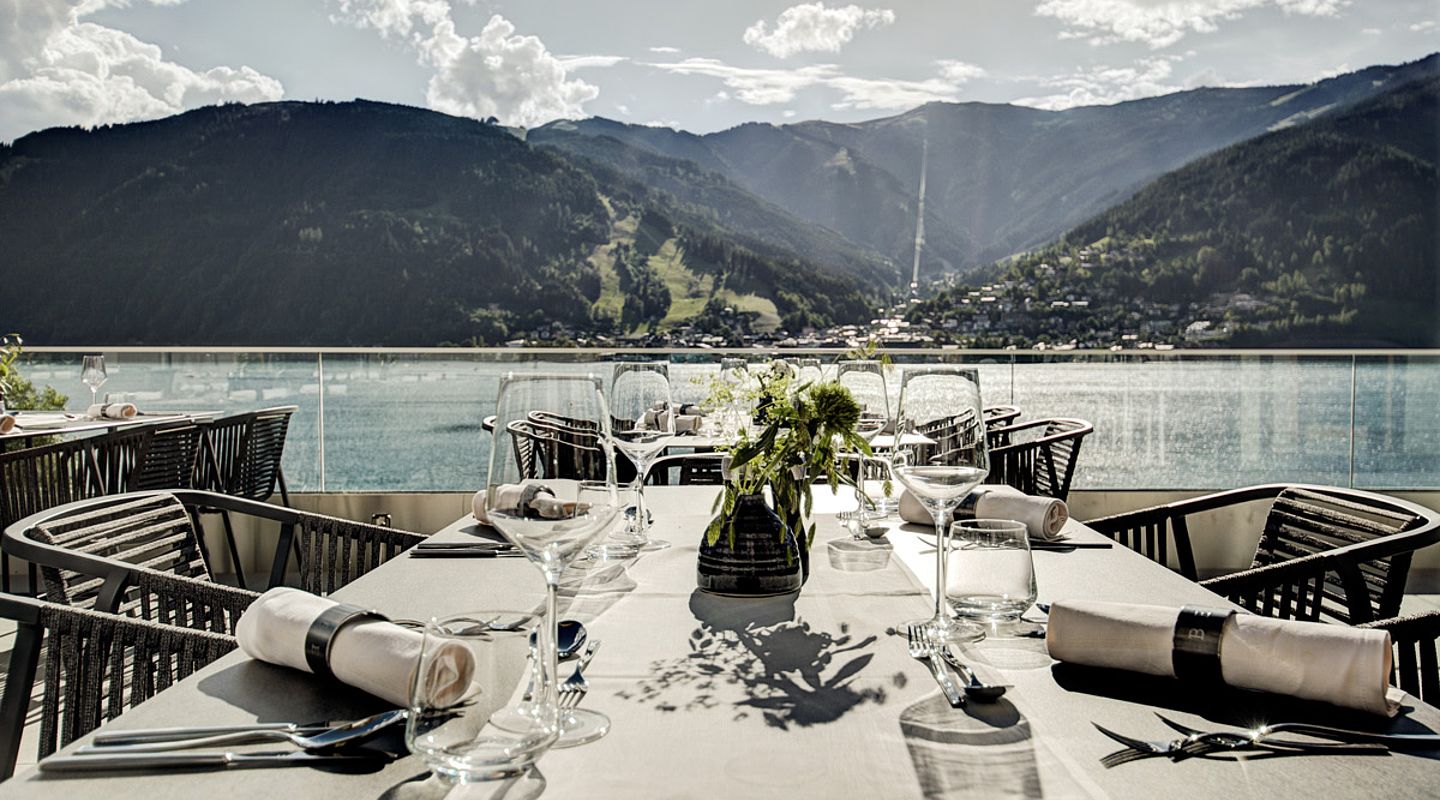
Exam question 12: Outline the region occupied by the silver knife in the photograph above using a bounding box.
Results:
[40,750,377,773]
[93,721,333,746]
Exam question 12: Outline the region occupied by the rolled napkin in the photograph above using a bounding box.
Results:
[1046,600,1402,716]
[899,485,1068,540]
[236,588,473,708]
[473,483,579,525]
[0,415,13,434]
[639,406,702,434]
[86,402,137,420]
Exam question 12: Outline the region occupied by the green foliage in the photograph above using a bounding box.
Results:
[703,365,869,551]
[0,335,68,411]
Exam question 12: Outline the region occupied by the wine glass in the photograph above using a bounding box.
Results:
[486,373,620,748]
[81,355,107,408]
[718,358,751,437]
[890,367,989,644]
[608,362,675,551]
[836,360,890,533]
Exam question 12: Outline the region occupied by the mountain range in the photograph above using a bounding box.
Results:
[0,54,1434,346]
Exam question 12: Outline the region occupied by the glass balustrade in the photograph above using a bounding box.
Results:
[12,348,1438,493]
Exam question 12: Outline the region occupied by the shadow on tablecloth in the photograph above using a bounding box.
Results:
[900,693,1041,799]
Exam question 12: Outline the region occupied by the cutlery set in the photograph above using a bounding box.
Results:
[407,541,525,558]
[1095,713,1440,767]
[904,624,1010,707]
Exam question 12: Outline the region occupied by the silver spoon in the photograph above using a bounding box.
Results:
[79,709,406,754]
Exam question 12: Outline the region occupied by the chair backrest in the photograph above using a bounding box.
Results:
[983,405,1022,447]
[196,406,296,501]
[0,593,236,778]
[26,493,212,610]
[985,418,1093,501]
[1358,611,1440,704]
[1251,487,1431,622]
[0,436,90,532]
[130,424,204,492]
[505,419,609,481]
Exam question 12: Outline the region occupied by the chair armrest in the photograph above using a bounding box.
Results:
[1085,485,1289,534]
[1200,548,1369,622]
[120,567,259,634]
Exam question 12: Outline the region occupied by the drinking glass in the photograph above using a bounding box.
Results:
[718,358,751,437]
[80,355,107,408]
[836,360,889,533]
[407,611,555,781]
[946,519,1039,637]
[608,362,674,551]
[795,357,823,386]
[890,367,989,644]
[487,373,620,747]
[577,480,640,563]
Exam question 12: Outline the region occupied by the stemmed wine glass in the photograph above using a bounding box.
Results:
[890,367,989,644]
[836,360,890,534]
[608,362,674,551]
[485,373,621,748]
[81,355,107,408]
[718,358,750,437]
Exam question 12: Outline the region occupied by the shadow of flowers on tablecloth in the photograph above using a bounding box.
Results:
[616,590,900,730]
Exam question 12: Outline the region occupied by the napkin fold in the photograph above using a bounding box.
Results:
[899,486,1068,540]
[0,415,13,435]
[473,483,577,525]
[235,588,473,708]
[86,402,137,420]
[640,406,702,434]
[1045,600,1401,716]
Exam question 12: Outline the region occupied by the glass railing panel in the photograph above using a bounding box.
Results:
[1354,354,1440,490]
[1011,353,1353,490]
[16,351,323,492]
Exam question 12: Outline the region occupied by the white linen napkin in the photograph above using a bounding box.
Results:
[639,406,702,434]
[899,486,1069,540]
[1045,600,1402,716]
[235,588,472,707]
[0,415,13,435]
[473,483,579,525]
[86,402,137,420]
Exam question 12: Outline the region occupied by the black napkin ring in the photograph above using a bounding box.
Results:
[304,603,388,680]
[1172,606,1235,685]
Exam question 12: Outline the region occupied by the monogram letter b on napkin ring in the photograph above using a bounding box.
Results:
[304,603,389,680]
[1171,606,1235,685]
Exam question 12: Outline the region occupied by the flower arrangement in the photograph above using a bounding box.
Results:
[704,361,872,550]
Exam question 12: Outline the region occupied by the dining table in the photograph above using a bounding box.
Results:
[5,486,1438,799]
[0,411,213,445]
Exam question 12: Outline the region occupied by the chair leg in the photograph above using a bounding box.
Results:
[1,551,8,594]
[219,510,248,591]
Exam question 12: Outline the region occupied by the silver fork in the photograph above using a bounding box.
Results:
[905,624,964,707]
[560,639,602,694]
[1096,722,1388,768]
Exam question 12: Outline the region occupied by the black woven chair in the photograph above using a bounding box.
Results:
[504,420,613,482]
[984,417,1093,502]
[1357,610,1440,704]
[4,492,257,631]
[6,490,426,599]
[0,425,200,595]
[192,406,297,587]
[1087,485,1440,624]
[0,593,236,780]
[982,405,1022,447]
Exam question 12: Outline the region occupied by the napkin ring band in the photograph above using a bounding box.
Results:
[1172,606,1234,685]
[305,604,388,680]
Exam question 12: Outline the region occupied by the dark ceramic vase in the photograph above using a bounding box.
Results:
[697,493,803,596]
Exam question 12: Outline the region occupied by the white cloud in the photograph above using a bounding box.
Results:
[1410,20,1437,32]
[743,3,895,58]
[1361,27,1381,35]
[650,57,968,110]
[557,54,628,70]
[648,45,680,54]
[332,2,598,127]
[935,59,985,83]
[1034,0,1348,49]
[615,103,630,115]
[0,0,282,141]
[782,109,797,117]
[1012,56,1182,110]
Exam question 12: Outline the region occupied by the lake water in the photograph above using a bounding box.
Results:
[18,352,1439,493]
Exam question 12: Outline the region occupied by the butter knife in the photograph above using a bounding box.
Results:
[40,750,378,773]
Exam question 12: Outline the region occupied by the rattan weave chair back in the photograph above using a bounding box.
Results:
[985,418,1093,502]
[196,406,296,502]
[0,594,236,778]
[30,493,211,609]
[1358,611,1440,704]
[280,511,427,595]
[130,424,204,492]
[1243,487,1427,622]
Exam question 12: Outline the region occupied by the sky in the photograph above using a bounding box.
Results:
[0,0,1436,142]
